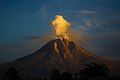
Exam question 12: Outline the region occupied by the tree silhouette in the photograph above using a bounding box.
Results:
[44,78,48,80]
[59,71,73,80]
[27,77,30,80]
[2,78,7,80]
[50,68,60,80]
[79,63,109,80]
[5,67,21,80]
[38,77,42,80]
[73,73,79,80]
[50,69,74,80]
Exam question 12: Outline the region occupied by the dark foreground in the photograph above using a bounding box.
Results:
[1,63,120,80]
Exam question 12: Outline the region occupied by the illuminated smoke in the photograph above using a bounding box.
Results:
[50,15,70,40]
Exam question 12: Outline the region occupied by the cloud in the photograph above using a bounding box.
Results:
[66,9,120,21]
[40,5,47,14]
[84,19,92,27]
[78,10,97,14]
[65,10,105,31]
[35,4,50,20]
[65,10,97,14]
[76,18,104,31]
[77,20,92,31]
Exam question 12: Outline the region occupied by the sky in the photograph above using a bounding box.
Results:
[0,0,120,64]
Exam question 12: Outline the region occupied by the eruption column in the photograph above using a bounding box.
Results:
[51,15,70,40]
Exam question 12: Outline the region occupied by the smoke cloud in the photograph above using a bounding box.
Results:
[50,15,70,40]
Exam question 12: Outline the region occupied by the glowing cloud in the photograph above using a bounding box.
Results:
[50,15,70,40]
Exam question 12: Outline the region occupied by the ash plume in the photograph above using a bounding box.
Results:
[50,15,70,40]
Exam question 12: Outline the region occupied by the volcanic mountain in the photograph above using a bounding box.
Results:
[0,38,120,79]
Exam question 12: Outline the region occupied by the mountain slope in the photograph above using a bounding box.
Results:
[0,38,120,79]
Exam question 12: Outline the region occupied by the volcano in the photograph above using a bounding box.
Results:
[0,38,120,79]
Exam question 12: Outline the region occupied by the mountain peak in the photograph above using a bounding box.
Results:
[39,38,71,53]
[0,38,120,79]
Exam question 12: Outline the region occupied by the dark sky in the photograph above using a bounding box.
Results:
[0,0,120,64]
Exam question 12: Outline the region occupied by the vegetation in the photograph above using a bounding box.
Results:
[2,63,110,80]
[4,67,21,80]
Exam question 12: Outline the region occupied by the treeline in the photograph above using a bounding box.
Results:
[2,63,110,80]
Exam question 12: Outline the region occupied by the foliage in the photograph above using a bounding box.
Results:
[5,67,21,80]
[4,63,110,80]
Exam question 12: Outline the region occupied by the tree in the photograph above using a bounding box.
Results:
[5,67,21,80]
[73,73,79,80]
[59,71,73,80]
[50,68,60,80]
[44,78,48,80]
[38,77,42,80]
[79,63,109,80]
